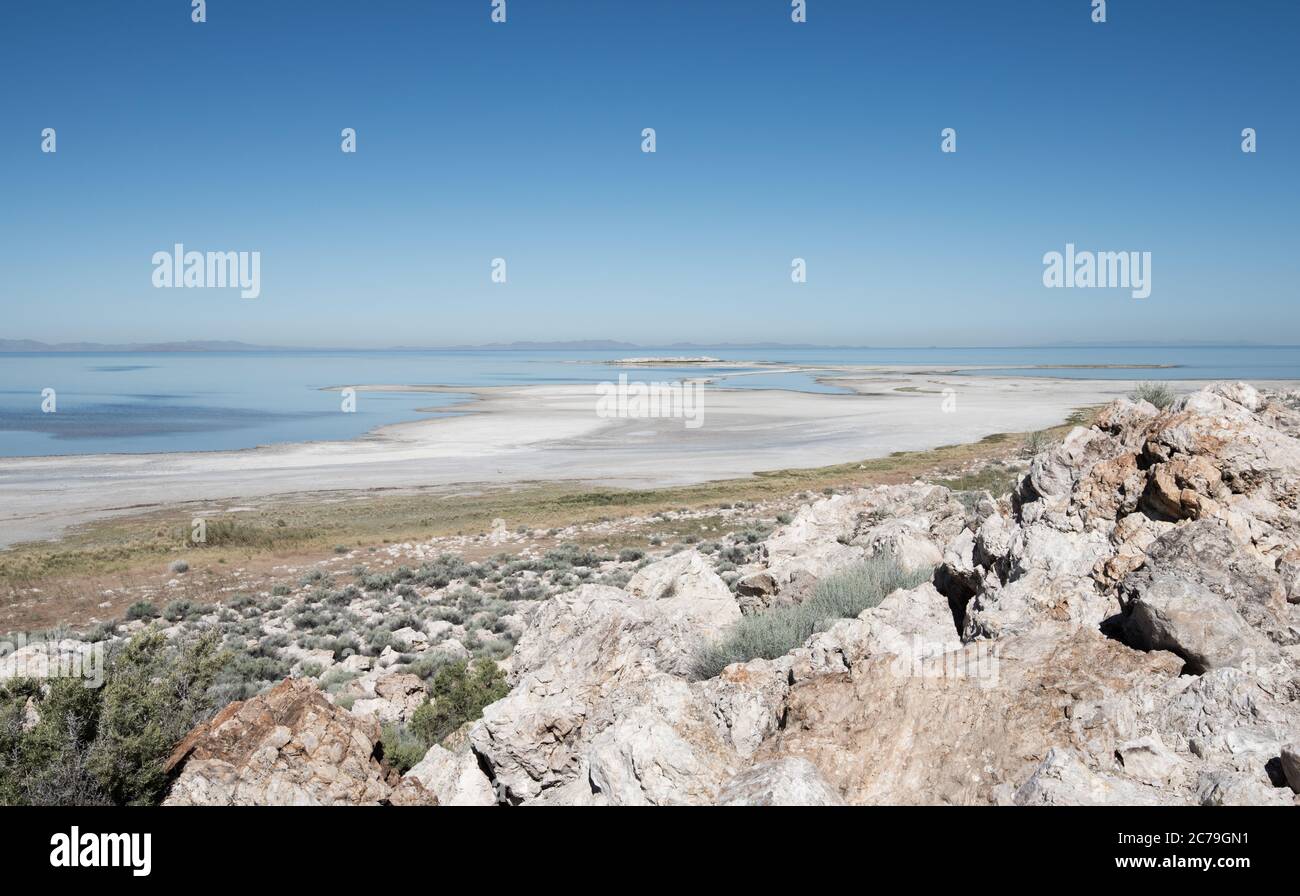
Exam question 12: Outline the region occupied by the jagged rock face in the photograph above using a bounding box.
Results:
[1119,519,1289,671]
[163,679,432,806]
[349,672,428,725]
[1009,747,1167,806]
[470,556,757,804]
[693,658,792,758]
[951,385,1300,648]
[718,758,843,806]
[964,566,1112,642]
[585,674,742,806]
[1194,769,1294,806]
[470,585,662,802]
[920,382,1300,804]
[404,744,496,806]
[1115,734,1185,786]
[1007,387,1300,566]
[625,549,739,613]
[765,625,1185,804]
[509,553,739,683]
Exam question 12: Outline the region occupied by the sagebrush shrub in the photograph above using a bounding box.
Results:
[1130,381,1176,410]
[690,559,932,680]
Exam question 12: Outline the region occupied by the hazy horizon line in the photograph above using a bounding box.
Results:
[3,337,1297,354]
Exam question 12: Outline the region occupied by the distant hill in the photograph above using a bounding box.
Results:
[407,340,642,351]
[660,342,843,350]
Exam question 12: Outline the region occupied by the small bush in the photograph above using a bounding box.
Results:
[335,584,363,605]
[293,609,327,631]
[365,629,394,655]
[540,544,610,570]
[299,569,331,587]
[361,573,394,592]
[84,622,116,643]
[719,545,747,564]
[409,658,509,748]
[169,560,189,574]
[124,602,159,622]
[379,723,428,775]
[397,653,447,683]
[1130,381,1176,410]
[690,559,931,680]
[319,666,360,693]
[226,594,257,611]
[209,649,288,705]
[1023,429,1053,456]
[162,599,205,623]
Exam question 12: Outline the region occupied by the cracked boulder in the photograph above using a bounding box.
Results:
[163,678,431,806]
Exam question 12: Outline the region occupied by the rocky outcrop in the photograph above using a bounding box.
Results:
[772,623,1185,804]
[163,678,432,806]
[160,383,1300,807]
[1119,520,1288,672]
[1114,734,1184,786]
[349,672,428,725]
[404,745,496,806]
[468,558,753,804]
[463,383,1300,806]
[919,382,1300,804]
[718,758,842,806]
[584,674,741,805]
[1009,747,1165,806]
[694,657,792,758]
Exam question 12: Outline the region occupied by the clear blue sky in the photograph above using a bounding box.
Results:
[2,0,1297,347]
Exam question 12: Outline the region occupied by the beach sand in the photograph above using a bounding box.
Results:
[0,370,1265,547]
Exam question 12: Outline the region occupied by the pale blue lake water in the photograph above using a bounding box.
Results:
[1,347,1297,457]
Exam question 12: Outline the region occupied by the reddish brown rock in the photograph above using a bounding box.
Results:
[163,678,434,806]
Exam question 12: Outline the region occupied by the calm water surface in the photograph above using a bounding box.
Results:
[1,346,1296,457]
